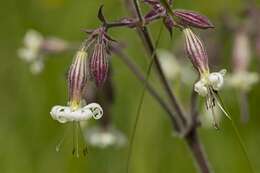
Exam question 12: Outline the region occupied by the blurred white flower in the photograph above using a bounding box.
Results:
[18,29,69,74]
[85,126,126,148]
[226,72,259,92]
[157,49,197,85]
[158,49,181,80]
[180,65,197,85]
[50,103,103,123]
[232,29,251,72]
[18,29,44,62]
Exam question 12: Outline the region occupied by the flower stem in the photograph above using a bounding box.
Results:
[124,1,213,173]
[185,130,212,173]
[130,0,187,128]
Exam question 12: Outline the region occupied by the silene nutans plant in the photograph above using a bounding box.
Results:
[18,0,257,173]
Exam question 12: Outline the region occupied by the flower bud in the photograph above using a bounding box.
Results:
[89,42,109,87]
[68,48,88,110]
[173,9,214,29]
[183,28,209,75]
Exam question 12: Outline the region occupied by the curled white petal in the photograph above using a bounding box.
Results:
[83,103,103,120]
[194,80,208,97]
[50,103,103,123]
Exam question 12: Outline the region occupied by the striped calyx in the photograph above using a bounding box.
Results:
[68,48,88,110]
[89,42,108,87]
[88,27,111,87]
[173,9,214,29]
[183,28,209,75]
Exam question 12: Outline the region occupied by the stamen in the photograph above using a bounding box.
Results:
[211,106,219,130]
[78,123,89,156]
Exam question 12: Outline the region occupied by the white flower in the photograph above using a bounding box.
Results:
[226,71,259,92]
[85,126,127,148]
[194,69,226,97]
[50,103,103,123]
[18,29,44,62]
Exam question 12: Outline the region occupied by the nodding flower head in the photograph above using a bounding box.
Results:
[87,27,114,87]
[50,39,104,157]
[183,28,209,75]
[184,28,229,128]
[50,39,104,124]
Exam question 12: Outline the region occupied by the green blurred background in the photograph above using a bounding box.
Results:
[0,0,260,173]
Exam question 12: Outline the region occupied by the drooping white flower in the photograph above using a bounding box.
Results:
[184,28,230,128]
[50,103,103,123]
[194,69,226,97]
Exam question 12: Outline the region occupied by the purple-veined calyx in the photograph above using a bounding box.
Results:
[88,27,115,87]
[173,9,214,29]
